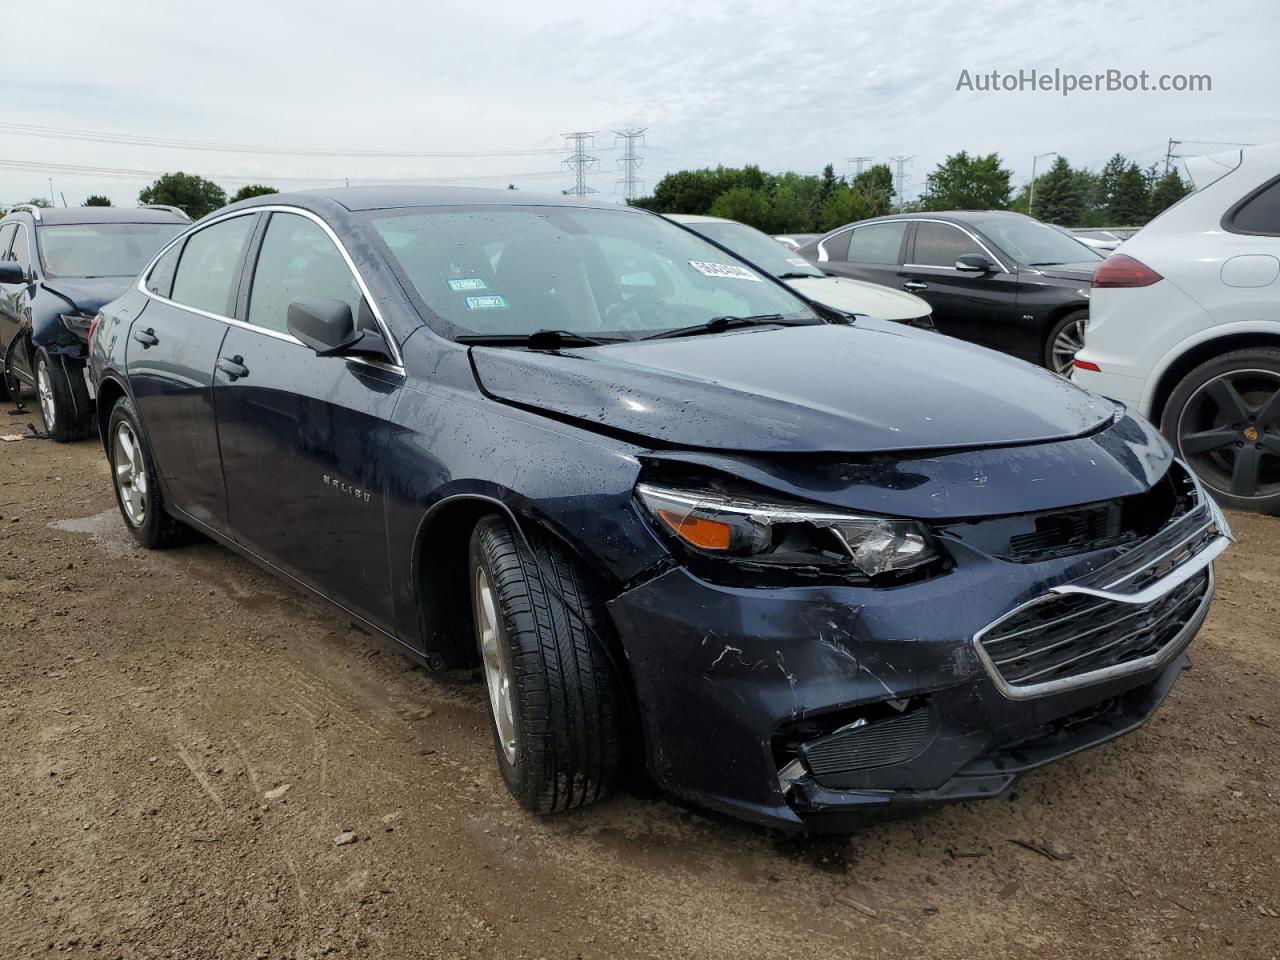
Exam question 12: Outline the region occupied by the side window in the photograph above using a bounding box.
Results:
[847,222,908,265]
[911,222,984,267]
[11,224,31,274]
[820,230,852,262]
[1229,179,1280,236]
[0,223,15,261]
[145,240,184,297]
[247,213,365,336]
[170,215,255,316]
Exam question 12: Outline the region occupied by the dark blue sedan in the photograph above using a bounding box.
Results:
[90,188,1231,831]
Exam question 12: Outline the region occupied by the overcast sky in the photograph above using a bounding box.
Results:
[3,0,1277,208]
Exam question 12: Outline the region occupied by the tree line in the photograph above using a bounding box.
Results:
[632,151,1192,233]
[1,175,279,219]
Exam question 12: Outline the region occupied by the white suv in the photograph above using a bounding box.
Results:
[1073,143,1280,514]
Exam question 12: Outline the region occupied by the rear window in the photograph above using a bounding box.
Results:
[1227,178,1280,236]
[38,222,184,278]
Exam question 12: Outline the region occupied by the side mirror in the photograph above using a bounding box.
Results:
[0,262,27,284]
[287,297,393,361]
[955,254,994,274]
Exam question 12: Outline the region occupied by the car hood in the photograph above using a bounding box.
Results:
[41,277,132,314]
[1031,261,1100,282]
[470,320,1118,454]
[783,275,929,321]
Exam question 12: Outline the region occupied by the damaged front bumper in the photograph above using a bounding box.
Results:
[607,473,1230,831]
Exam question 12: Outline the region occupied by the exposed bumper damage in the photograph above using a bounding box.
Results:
[607,457,1230,832]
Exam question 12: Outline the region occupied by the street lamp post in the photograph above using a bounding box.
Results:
[1028,151,1058,220]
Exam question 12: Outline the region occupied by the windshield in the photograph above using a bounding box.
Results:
[368,206,818,341]
[37,223,185,278]
[680,219,823,279]
[974,217,1102,265]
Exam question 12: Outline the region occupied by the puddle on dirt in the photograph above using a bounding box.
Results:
[49,509,144,559]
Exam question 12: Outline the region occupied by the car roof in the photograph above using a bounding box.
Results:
[232,185,630,213]
[664,213,730,224]
[4,206,190,225]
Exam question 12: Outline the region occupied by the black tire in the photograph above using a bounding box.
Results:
[106,395,188,548]
[34,347,94,442]
[1160,347,1280,515]
[1043,309,1089,376]
[468,514,622,814]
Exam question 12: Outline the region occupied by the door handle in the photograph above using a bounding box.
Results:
[133,327,159,348]
[216,356,249,381]
[903,281,928,292]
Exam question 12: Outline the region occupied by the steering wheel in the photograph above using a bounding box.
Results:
[603,292,671,331]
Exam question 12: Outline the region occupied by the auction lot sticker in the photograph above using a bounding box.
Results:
[688,260,763,282]
[465,295,509,310]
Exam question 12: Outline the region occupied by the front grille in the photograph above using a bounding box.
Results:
[974,470,1227,698]
[978,570,1209,688]
[800,709,932,776]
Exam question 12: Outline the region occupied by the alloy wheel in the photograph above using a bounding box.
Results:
[36,359,56,429]
[113,421,149,526]
[473,564,517,764]
[1177,369,1280,500]
[1050,318,1086,376]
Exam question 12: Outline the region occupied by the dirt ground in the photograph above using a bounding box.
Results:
[1,426,1278,960]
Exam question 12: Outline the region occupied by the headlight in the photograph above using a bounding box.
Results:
[636,483,941,580]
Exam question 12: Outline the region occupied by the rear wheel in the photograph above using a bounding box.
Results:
[1161,347,1280,514]
[468,515,623,814]
[107,395,187,547]
[1044,309,1088,376]
[34,348,94,442]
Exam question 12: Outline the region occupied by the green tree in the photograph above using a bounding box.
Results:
[707,186,771,230]
[1108,163,1150,224]
[851,163,895,216]
[138,172,226,219]
[766,184,812,233]
[1032,156,1084,225]
[1149,169,1190,218]
[83,195,112,207]
[921,151,1012,211]
[23,197,52,208]
[229,184,278,203]
[816,186,874,232]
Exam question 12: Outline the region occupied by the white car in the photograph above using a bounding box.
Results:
[1073,143,1280,514]
[666,215,933,327]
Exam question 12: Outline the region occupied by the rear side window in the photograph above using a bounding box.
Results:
[0,223,15,261]
[847,221,908,265]
[247,212,365,335]
[1228,178,1280,236]
[911,222,984,267]
[820,230,852,262]
[170,215,255,316]
[145,241,183,297]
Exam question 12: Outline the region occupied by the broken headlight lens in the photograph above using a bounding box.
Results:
[635,483,941,579]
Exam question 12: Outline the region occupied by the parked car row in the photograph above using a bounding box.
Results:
[0,175,1246,831]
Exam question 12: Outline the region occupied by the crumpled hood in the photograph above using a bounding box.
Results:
[1032,261,1099,283]
[470,320,1118,454]
[41,277,132,314]
[783,275,930,321]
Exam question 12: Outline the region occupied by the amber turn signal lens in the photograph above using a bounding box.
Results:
[656,509,732,551]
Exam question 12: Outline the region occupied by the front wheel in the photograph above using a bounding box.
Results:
[1161,347,1280,514]
[1044,309,1088,377]
[469,515,623,814]
[34,348,94,442]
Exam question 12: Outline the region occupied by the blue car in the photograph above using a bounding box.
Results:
[90,188,1231,831]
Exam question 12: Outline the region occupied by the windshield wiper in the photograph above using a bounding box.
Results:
[776,272,818,280]
[640,314,808,341]
[456,329,621,349]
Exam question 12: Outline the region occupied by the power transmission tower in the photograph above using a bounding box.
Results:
[561,131,599,196]
[846,156,873,178]
[1163,138,1181,175]
[614,128,647,201]
[888,155,914,211]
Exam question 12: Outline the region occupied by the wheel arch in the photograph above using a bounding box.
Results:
[1041,302,1089,351]
[1148,327,1280,425]
[94,373,131,452]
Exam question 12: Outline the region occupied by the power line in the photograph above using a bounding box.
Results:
[0,120,566,159]
[614,128,646,201]
[561,131,599,197]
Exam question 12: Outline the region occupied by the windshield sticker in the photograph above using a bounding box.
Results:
[786,258,810,268]
[688,260,763,282]
[465,295,508,310]
[447,277,488,292]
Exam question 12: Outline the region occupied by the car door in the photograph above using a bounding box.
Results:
[0,223,20,364]
[213,209,402,631]
[816,220,911,293]
[127,213,257,529]
[1,223,36,379]
[900,220,1021,351]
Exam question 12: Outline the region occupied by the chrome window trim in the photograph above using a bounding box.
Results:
[10,222,33,275]
[905,219,1010,273]
[135,205,406,372]
[816,219,913,264]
